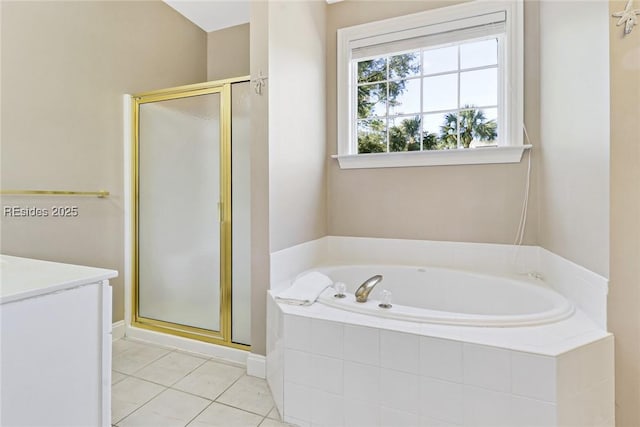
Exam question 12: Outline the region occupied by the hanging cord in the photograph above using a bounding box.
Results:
[514,125,533,246]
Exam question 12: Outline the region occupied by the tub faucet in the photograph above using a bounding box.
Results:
[355,275,383,302]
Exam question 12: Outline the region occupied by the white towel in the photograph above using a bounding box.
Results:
[276,271,333,306]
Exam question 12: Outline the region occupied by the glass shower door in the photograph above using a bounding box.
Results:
[231,81,251,345]
[136,89,224,334]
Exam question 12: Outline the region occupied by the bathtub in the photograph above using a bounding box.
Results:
[267,238,613,427]
[312,265,574,327]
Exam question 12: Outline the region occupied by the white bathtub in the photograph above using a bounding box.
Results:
[312,265,574,327]
[268,239,613,427]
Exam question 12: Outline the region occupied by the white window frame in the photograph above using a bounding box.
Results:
[336,0,528,169]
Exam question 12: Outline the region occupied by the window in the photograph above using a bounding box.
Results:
[357,39,499,153]
[336,1,527,168]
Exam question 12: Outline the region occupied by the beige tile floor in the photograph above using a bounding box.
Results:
[112,338,291,427]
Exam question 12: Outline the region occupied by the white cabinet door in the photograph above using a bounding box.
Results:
[0,281,111,426]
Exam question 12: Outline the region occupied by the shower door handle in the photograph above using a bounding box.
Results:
[218,202,224,223]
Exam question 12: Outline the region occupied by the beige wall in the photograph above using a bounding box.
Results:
[206,23,252,344]
[268,0,327,252]
[0,1,207,322]
[249,0,271,356]
[248,0,328,354]
[207,23,250,81]
[608,0,640,424]
[326,0,539,246]
[538,0,610,278]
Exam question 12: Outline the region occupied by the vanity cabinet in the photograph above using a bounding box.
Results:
[0,255,117,427]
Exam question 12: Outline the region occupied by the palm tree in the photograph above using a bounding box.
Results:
[440,107,497,148]
[422,132,439,150]
[389,116,422,152]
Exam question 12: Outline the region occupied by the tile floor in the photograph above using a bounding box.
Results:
[112,338,291,427]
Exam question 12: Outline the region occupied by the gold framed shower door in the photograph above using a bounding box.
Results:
[131,77,249,351]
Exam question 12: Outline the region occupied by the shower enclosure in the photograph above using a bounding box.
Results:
[131,77,250,349]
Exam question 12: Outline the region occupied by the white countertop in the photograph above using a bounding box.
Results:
[0,255,118,304]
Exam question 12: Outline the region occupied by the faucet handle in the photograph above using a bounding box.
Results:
[379,290,392,309]
[333,282,346,299]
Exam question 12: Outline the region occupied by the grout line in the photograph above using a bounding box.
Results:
[118,386,211,427]
[207,372,246,402]
[184,399,215,427]
[165,386,218,402]
[212,399,272,419]
[113,347,173,376]
[186,399,270,427]
[258,405,281,426]
[113,341,275,425]
[168,355,210,386]
[112,381,167,425]
[128,352,209,388]
[120,338,242,369]
[164,367,247,401]
[125,373,172,389]
[114,353,169,376]
[162,343,245,369]
[265,405,276,419]
[114,379,275,426]
[162,370,244,402]
[173,348,214,362]
[111,373,129,386]
[116,337,176,354]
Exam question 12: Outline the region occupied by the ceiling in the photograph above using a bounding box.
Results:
[164,1,250,32]
[164,0,342,33]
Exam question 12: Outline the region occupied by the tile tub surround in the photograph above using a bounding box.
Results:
[268,237,613,425]
[267,297,614,427]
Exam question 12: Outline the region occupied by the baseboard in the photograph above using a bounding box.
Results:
[125,326,249,365]
[112,320,125,340]
[246,353,266,379]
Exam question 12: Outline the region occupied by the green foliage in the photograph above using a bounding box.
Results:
[357,54,497,153]
[357,53,420,120]
[357,58,385,83]
[358,135,386,153]
[440,107,497,148]
[440,113,460,149]
[422,132,439,150]
[389,116,421,152]
[357,118,386,153]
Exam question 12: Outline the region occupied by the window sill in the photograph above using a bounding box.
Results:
[333,145,532,169]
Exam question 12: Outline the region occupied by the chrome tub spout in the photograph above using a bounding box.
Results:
[355,274,383,302]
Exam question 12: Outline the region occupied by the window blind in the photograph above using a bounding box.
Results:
[351,11,506,60]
